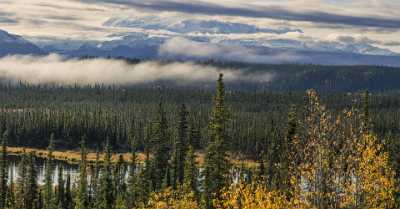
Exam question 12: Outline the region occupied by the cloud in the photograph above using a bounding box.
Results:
[157,37,400,67]
[85,0,400,29]
[0,12,17,24]
[0,17,16,24]
[159,37,305,64]
[0,54,274,85]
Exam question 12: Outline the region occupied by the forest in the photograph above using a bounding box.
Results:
[0,73,399,209]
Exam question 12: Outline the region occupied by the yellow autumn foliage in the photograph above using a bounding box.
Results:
[140,187,198,209]
[214,181,313,209]
[352,133,397,209]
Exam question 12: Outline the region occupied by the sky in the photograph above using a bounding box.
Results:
[0,0,399,59]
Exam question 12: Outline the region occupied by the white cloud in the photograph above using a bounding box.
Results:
[159,37,304,64]
[0,54,274,85]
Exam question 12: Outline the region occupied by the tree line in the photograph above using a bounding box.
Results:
[0,74,398,208]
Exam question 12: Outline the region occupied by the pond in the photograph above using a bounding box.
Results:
[6,154,251,186]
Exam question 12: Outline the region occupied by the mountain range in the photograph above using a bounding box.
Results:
[1,28,400,67]
[0,30,45,57]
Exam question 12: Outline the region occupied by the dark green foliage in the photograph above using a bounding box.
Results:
[24,153,40,209]
[183,146,198,195]
[0,72,400,208]
[14,153,40,209]
[0,131,8,209]
[64,173,72,209]
[126,143,140,208]
[203,74,231,208]
[171,104,189,188]
[75,136,88,209]
[96,139,114,209]
[43,134,56,209]
[150,102,171,190]
[56,165,65,209]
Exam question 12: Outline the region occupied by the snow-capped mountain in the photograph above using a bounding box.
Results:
[0,27,399,67]
[104,16,303,35]
[0,29,45,57]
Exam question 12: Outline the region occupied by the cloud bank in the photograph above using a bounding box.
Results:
[86,0,400,29]
[0,54,273,85]
[159,37,400,67]
[159,37,305,64]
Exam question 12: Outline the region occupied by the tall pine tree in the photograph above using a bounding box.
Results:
[203,74,231,209]
[172,104,189,188]
[43,133,56,209]
[0,131,8,209]
[75,136,88,209]
[151,102,170,190]
[96,139,114,209]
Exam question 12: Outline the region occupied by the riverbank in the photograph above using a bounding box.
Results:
[6,146,258,168]
[6,146,145,164]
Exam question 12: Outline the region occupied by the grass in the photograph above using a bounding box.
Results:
[6,146,258,168]
[7,146,146,164]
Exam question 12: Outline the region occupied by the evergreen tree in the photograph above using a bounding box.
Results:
[15,153,28,209]
[0,131,8,209]
[188,120,201,150]
[43,133,56,209]
[96,139,114,209]
[278,106,298,193]
[203,74,231,209]
[362,90,372,133]
[26,153,39,209]
[113,155,126,198]
[64,173,72,209]
[162,167,171,189]
[75,136,88,209]
[56,165,65,209]
[183,146,198,195]
[172,104,189,188]
[126,141,139,208]
[151,102,170,190]
[90,148,100,208]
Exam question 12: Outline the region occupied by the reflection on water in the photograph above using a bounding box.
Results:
[6,154,251,186]
[7,154,80,185]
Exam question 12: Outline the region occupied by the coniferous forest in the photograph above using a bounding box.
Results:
[0,73,399,209]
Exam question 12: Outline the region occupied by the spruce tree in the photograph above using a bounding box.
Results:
[279,106,298,193]
[26,153,39,209]
[75,136,88,209]
[162,167,171,189]
[113,155,126,197]
[126,141,139,208]
[151,102,170,190]
[183,146,198,195]
[64,173,72,209]
[0,131,8,209]
[96,139,114,209]
[15,153,28,209]
[172,104,189,188]
[203,74,231,209]
[362,90,371,133]
[43,134,56,209]
[56,165,64,209]
[189,120,201,150]
[90,148,100,208]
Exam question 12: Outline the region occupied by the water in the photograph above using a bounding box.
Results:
[6,154,252,186]
[8,154,82,185]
